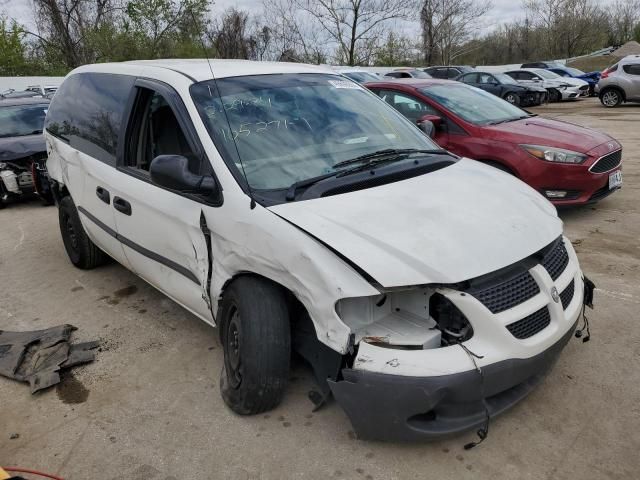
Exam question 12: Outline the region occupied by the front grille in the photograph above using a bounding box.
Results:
[590,150,622,173]
[506,307,551,339]
[579,85,589,91]
[542,240,569,280]
[560,280,575,310]
[471,271,540,314]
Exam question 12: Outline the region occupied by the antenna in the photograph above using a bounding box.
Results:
[191,11,257,209]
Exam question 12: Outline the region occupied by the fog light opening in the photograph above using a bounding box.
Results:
[544,190,568,199]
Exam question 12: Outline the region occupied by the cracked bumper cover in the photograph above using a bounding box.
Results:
[328,320,577,442]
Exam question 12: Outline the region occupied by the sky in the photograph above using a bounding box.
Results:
[1,0,534,34]
[0,0,604,37]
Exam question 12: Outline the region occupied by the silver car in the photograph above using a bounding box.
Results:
[597,55,640,107]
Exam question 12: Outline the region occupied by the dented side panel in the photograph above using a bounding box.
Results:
[110,170,213,323]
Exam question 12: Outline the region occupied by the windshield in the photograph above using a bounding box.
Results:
[420,84,528,125]
[342,71,380,83]
[494,73,517,85]
[0,104,48,138]
[190,73,439,190]
[535,70,560,79]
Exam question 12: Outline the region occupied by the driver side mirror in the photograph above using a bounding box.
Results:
[150,155,218,196]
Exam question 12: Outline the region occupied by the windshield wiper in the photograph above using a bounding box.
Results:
[332,148,448,169]
[285,148,450,201]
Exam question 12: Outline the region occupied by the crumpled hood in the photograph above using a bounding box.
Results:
[269,159,562,288]
[0,134,46,163]
[485,117,612,153]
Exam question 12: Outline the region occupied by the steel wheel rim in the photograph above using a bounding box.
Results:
[602,91,618,106]
[225,307,242,389]
[506,94,517,104]
[64,214,79,250]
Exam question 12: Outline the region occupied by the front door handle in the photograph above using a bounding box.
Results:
[113,196,132,216]
[96,186,110,204]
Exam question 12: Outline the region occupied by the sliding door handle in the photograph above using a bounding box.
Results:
[113,196,132,216]
[96,186,110,204]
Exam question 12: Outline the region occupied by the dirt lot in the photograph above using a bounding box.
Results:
[1,98,639,479]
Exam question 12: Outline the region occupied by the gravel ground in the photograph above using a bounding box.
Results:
[1,97,639,479]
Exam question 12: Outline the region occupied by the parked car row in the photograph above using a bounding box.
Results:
[42,60,601,443]
[363,78,623,206]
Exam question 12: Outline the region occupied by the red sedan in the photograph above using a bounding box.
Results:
[365,79,623,205]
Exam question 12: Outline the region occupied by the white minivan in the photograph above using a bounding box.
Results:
[45,60,591,442]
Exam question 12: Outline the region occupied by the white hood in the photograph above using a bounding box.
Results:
[269,159,562,288]
[560,77,589,87]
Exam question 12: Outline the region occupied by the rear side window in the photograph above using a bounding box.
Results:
[45,72,134,165]
[460,73,478,83]
[623,64,640,75]
[446,69,459,79]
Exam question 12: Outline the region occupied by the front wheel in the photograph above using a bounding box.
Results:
[548,89,561,102]
[504,92,520,106]
[219,276,291,415]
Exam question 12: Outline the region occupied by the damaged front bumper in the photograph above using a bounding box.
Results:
[329,321,577,442]
[327,237,586,441]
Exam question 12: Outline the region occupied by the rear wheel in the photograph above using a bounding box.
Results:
[600,89,622,107]
[219,276,291,415]
[58,196,108,269]
[504,92,520,106]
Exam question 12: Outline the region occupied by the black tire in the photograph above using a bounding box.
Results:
[548,89,561,102]
[600,88,623,108]
[504,92,520,106]
[58,196,108,269]
[219,276,291,415]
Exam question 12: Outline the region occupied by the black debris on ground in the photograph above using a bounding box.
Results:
[0,324,98,393]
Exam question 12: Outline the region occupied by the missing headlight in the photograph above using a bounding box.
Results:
[429,293,474,345]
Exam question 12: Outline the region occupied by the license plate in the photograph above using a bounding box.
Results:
[609,170,622,189]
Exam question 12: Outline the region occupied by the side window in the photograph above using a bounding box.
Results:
[464,73,479,83]
[385,72,401,78]
[447,69,460,79]
[519,72,535,80]
[45,73,134,166]
[623,64,640,75]
[505,72,519,80]
[125,88,199,174]
[377,90,438,123]
[478,74,495,84]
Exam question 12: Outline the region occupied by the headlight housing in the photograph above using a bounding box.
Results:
[520,144,587,164]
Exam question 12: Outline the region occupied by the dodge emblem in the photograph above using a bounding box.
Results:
[551,286,560,303]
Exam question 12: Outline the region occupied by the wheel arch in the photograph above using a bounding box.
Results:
[599,85,626,101]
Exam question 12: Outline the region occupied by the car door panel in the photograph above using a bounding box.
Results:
[111,81,214,323]
[109,173,212,321]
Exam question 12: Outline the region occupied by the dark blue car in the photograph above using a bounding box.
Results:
[546,66,600,96]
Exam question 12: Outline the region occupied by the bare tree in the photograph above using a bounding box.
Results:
[524,0,607,58]
[294,0,410,65]
[262,0,328,63]
[420,0,492,65]
[30,0,121,68]
[608,0,640,45]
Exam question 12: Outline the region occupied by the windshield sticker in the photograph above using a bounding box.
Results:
[328,80,362,90]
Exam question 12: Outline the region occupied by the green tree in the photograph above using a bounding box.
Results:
[0,16,30,76]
